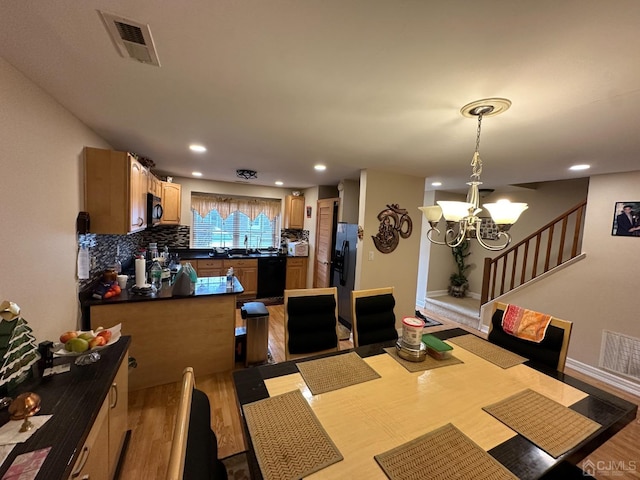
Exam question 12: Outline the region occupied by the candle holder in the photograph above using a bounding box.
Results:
[8,392,41,432]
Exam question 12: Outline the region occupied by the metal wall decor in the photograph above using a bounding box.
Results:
[372,204,412,253]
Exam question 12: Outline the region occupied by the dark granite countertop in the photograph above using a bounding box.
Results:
[82,276,244,307]
[170,248,290,260]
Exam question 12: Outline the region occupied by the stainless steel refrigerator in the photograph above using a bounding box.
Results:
[332,223,358,328]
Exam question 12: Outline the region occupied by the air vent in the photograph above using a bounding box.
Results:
[99,11,161,66]
[600,330,640,380]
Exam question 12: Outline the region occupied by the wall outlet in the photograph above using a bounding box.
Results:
[368,251,374,261]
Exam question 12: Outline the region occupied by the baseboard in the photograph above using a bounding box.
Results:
[565,357,640,398]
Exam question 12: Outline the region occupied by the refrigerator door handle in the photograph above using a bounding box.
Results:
[340,240,349,286]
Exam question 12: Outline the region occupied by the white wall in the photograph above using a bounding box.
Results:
[486,171,640,367]
[356,169,425,323]
[338,179,360,224]
[0,56,111,341]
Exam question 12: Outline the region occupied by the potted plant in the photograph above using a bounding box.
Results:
[448,240,470,298]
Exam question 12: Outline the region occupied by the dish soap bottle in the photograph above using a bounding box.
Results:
[226,267,234,289]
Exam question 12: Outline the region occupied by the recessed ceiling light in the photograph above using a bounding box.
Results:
[189,144,207,153]
[569,164,590,171]
[431,182,442,187]
[314,164,326,171]
[192,171,203,177]
[275,181,284,186]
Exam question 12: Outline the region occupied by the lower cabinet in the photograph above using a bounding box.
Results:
[286,257,308,289]
[69,349,129,480]
[69,399,110,480]
[224,259,257,297]
[195,259,225,278]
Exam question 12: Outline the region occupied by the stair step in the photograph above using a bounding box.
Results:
[423,295,481,331]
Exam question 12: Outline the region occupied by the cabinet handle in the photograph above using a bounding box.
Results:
[137,217,144,227]
[71,445,90,478]
[110,382,118,409]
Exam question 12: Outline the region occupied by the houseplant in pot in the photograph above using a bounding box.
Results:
[448,240,470,298]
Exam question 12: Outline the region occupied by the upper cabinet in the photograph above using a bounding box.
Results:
[284,195,305,229]
[148,173,162,198]
[84,147,148,234]
[160,181,181,225]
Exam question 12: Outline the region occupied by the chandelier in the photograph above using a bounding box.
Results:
[419,98,528,251]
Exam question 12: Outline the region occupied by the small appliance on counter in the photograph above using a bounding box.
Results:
[287,241,308,257]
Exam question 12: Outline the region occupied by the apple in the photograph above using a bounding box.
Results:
[88,336,106,349]
[60,331,78,343]
[78,332,94,341]
[97,330,112,343]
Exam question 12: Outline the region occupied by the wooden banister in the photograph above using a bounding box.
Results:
[480,200,587,305]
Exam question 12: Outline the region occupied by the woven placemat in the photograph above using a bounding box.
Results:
[296,351,381,395]
[383,347,463,372]
[374,423,518,480]
[243,389,343,480]
[482,389,601,458]
[448,334,527,369]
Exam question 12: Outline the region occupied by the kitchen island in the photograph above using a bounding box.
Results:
[84,276,243,390]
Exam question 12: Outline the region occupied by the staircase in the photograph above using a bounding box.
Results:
[423,295,481,330]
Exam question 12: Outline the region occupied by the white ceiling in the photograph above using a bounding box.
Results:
[2,1,639,191]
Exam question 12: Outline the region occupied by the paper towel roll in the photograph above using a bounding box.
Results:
[135,258,146,288]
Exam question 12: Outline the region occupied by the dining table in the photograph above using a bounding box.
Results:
[232,327,637,479]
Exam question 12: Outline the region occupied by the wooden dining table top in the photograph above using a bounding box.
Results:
[232,328,637,479]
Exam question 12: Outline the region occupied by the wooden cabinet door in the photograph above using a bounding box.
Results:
[68,398,109,480]
[129,157,148,232]
[196,259,224,277]
[108,349,129,479]
[148,174,162,197]
[240,265,258,295]
[160,181,182,224]
[286,257,308,289]
[284,195,305,229]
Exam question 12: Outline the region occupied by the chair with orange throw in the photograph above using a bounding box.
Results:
[350,287,398,348]
[284,287,339,361]
[488,302,572,372]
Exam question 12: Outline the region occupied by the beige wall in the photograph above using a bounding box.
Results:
[356,169,424,323]
[485,171,640,367]
[0,57,111,341]
[338,179,360,224]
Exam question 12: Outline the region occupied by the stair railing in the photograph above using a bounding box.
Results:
[480,200,587,305]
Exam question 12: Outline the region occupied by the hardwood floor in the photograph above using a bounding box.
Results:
[118,305,640,480]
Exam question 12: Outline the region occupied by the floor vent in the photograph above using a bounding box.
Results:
[599,330,640,381]
[99,11,161,67]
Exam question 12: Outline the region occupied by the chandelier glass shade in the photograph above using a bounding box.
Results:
[420,99,528,251]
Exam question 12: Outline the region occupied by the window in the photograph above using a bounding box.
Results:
[191,193,281,249]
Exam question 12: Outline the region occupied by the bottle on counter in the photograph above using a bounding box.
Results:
[150,260,162,290]
[113,245,122,274]
[226,267,234,289]
[148,242,159,262]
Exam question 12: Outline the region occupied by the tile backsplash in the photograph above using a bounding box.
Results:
[78,225,190,292]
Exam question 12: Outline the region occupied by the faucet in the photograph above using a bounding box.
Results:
[244,234,248,253]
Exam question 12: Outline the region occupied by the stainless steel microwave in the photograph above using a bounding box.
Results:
[147,193,163,226]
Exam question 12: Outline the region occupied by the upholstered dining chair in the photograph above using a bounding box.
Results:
[284,287,340,361]
[350,287,398,348]
[166,367,227,480]
[488,302,572,372]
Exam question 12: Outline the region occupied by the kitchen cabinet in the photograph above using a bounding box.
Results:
[286,257,308,289]
[148,173,162,198]
[224,259,257,297]
[84,147,149,234]
[108,349,129,478]
[284,195,305,229]
[160,181,182,225]
[196,259,225,277]
[69,397,109,480]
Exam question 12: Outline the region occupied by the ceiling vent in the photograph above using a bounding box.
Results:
[99,11,161,67]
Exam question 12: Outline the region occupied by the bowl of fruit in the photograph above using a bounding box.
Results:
[54,324,121,356]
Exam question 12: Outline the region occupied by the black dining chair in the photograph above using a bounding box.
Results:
[284,287,340,361]
[488,302,572,372]
[351,287,398,348]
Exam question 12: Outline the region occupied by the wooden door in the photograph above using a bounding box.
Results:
[313,198,339,287]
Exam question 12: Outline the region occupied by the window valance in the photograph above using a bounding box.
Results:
[191,193,281,221]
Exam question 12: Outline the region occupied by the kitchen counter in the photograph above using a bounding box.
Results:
[171,248,288,260]
[86,276,244,390]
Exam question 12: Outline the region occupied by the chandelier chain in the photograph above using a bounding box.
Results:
[470,113,483,180]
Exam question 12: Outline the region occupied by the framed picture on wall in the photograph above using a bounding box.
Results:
[479,217,499,240]
[611,201,640,236]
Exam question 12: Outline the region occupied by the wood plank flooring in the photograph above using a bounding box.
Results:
[118,305,640,480]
